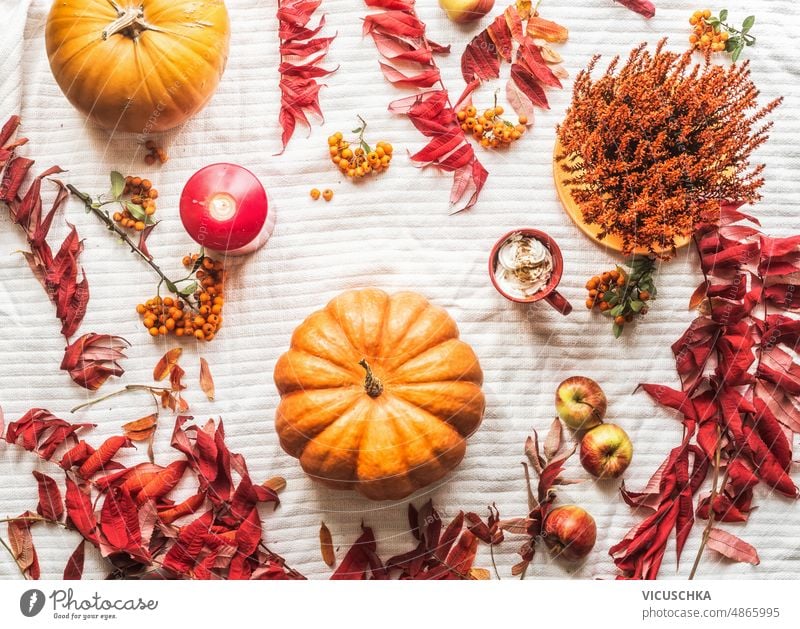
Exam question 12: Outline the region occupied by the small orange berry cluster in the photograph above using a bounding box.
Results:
[585,258,656,337]
[144,140,169,165]
[689,9,729,52]
[112,176,158,232]
[310,188,334,202]
[136,254,225,342]
[328,132,393,179]
[456,104,527,149]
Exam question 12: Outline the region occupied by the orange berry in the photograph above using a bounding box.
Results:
[322,189,334,202]
[310,188,321,200]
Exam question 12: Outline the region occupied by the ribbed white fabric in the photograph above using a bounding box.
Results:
[1,0,798,579]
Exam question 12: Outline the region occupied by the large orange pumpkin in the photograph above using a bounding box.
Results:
[45,0,230,133]
[274,289,485,501]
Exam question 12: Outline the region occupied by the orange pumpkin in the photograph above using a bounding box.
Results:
[274,289,485,501]
[45,0,230,133]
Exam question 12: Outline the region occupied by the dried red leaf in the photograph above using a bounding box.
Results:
[122,414,159,442]
[277,0,337,150]
[153,347,182,382]
[135,460,188,506]
[706,528,760,565]
[0,123,92,343]
[63,540,85,579]
[61,333,129,390]
[64,476,98,544]
[320,521,336,567]
[59,440,95,470]
[199,358,215,401]
[158,493,206,525]
[4,409,93,462]
[614,0,655,18]
[460,6,565,118]
[365,0,487,212]
[32,471,64,521]
[526,15,568,42]
[99,486,146,560]
[78,436,132,478]
[331,526,387,580]
[8,512,40,579]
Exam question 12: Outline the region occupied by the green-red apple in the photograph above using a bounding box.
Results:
[438,0,494,23]
[542,505,597,562]
[580,423,633,479]
[555,376,607,430]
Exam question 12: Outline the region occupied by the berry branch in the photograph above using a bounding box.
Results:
[67,183,198,309]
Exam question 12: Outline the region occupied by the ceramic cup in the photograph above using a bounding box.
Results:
[489,228,572,315]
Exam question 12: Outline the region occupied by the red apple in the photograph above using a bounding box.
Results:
[542,505,597,562]
[580,423,633,479]
[438,0,495,23]
[555,376,607,430]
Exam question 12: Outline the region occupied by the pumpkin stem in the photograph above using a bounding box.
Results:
[358,359,384,398]
[103,5,150,40]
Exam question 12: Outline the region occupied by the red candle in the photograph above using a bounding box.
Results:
[179,163,274,256]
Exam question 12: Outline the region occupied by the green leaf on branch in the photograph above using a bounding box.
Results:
[125,201,146,221]
[110,171,125,200]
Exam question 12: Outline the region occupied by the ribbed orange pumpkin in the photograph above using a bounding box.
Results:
[274,289,485,501]
[45,0,230,133]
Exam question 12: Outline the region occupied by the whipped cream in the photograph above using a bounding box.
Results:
[494,232,554,299]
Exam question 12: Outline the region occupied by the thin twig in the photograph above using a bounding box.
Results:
[70,384,172,413]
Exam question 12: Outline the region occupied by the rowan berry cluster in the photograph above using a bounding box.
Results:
[328,131,393,178]
[456,104,527,149]
[585,258,656,338]
[136,254,225,342]
[112,175,157,232]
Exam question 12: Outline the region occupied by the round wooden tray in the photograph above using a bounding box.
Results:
[552,138,691,255]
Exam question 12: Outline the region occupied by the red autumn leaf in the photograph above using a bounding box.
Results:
[614,0,656,18]
[99,486,148,562]
[365,0,487,213]
[64,476,98,544]
[331,526,386,580]
[0,123,95,344]
[706,528,760,565]
[59,440,95,470]
[199,358,215,401]
[277,0,337,151]
[158,492,206,525]
[8,512,40,579]
[137,221,157,260]
[153,347,182,381]
[122,414,158,442]
[63,540,85,580]
[135,460,189,506]
[61,333,129,390]
[161,510,215,575]
[4,409,94,461]
[32,471,64,521]
[526,15,568,42]
[444,529,479,576]
[764,284,800,310]
[77,435,132,478]
[461,30,502,83]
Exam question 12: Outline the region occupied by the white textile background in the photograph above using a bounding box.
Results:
[1,0,799,579]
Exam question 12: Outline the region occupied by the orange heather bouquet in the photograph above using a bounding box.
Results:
[557,40,780,257]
